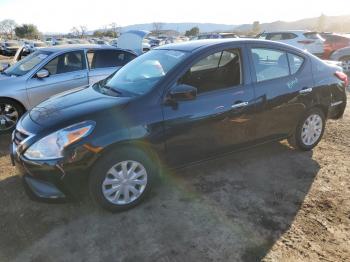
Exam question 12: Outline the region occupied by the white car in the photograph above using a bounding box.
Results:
[257,30,325,57]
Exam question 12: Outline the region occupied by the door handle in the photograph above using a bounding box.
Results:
[299,87,313,94]
[231,101,249,109]
[73,74,85,79]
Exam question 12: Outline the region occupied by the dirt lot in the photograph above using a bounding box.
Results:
[0,80,349,260]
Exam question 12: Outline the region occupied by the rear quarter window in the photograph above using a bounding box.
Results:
[288,53,305,74]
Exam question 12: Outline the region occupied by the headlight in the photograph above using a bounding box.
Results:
[24,121,95,160]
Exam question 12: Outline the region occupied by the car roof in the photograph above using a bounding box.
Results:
[40,44,120,53]
[156,39,302,52]
[264,30,314,34]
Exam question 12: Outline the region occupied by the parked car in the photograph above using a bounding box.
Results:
[257,30,325,57]
[0,44,137,132]
[0,46,28,71]
[198,33,239,39]
[330,46,350,74]
[0,40,5,54]
[1,41,21,56]
[321,33,350,59]
[23,41,47,54]
[10,39,347,212]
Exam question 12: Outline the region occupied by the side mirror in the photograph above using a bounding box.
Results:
[0,62,10,72]
[36,69,49,79]
[168,84,197,102]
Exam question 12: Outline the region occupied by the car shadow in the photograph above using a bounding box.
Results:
[0,133,11,157]
[0,138,319,262]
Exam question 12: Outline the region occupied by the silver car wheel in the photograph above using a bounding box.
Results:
[0,103,19,131]
[301,114,323,146]
[102,160,148,205]
[341,59,350,73]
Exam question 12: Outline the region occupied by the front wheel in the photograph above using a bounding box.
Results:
[0,99,24,133]
[288,108,325,151]
[89,147,157,212]
[340,56,350,74]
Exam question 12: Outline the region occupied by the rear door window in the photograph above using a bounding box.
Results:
[251,48,289,82]
[87,50,136,69]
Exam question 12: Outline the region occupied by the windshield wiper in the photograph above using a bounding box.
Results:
[100,84,122,96]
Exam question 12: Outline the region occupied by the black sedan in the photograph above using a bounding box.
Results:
[11,39,347,212]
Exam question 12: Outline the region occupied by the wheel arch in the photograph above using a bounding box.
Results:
[93,139,162,171]
[312,104,329,119]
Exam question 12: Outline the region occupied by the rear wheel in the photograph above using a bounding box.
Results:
[89,147,157,212]
[0,98,24,133]
[288,108,325,151]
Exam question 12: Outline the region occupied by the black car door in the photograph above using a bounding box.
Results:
[247,44,314,141]
[162,46,256,166]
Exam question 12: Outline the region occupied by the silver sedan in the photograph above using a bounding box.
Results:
[0,44,137,132]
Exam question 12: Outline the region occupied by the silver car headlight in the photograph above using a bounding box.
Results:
[24,121,95,160]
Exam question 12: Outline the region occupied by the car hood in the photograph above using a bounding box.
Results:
[28,86,131,128]
[0,73,22,83]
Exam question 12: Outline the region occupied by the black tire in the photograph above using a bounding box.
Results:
[288,108,325,151]
[0,98,24,134]
[89,146,158,212]
[340,56,350,74]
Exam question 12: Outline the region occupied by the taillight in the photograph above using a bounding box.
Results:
[335,71,349,87]
[298,40,315,45]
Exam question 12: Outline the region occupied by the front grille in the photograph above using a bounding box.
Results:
[13,129,29,146]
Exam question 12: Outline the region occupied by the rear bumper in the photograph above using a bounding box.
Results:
[328,100,347,119]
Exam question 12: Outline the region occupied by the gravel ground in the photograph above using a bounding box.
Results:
[0,74,349,260]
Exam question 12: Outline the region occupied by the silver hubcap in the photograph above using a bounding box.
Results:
[102,160,148,205]
[0,103,19,131]
[301,114,323,146]
[341,59,350,73]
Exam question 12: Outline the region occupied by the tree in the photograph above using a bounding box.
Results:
[0,19,17,39]
[70,25,88,38]
[15,24,40,39]
[110,22,120,37]
[93,29,116,38]
[79,25,87,38]
[152,22,164,35]
[70,27,80,37]
[317,14,327,32]
[252,21,261,35]
[185,26,200,37]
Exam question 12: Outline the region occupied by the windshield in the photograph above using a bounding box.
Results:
[97,49,189,96]
[4,51,52,76]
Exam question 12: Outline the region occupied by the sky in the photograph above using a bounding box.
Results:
[0,0,349,33]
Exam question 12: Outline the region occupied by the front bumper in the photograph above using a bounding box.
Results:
[10,141,97,201]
